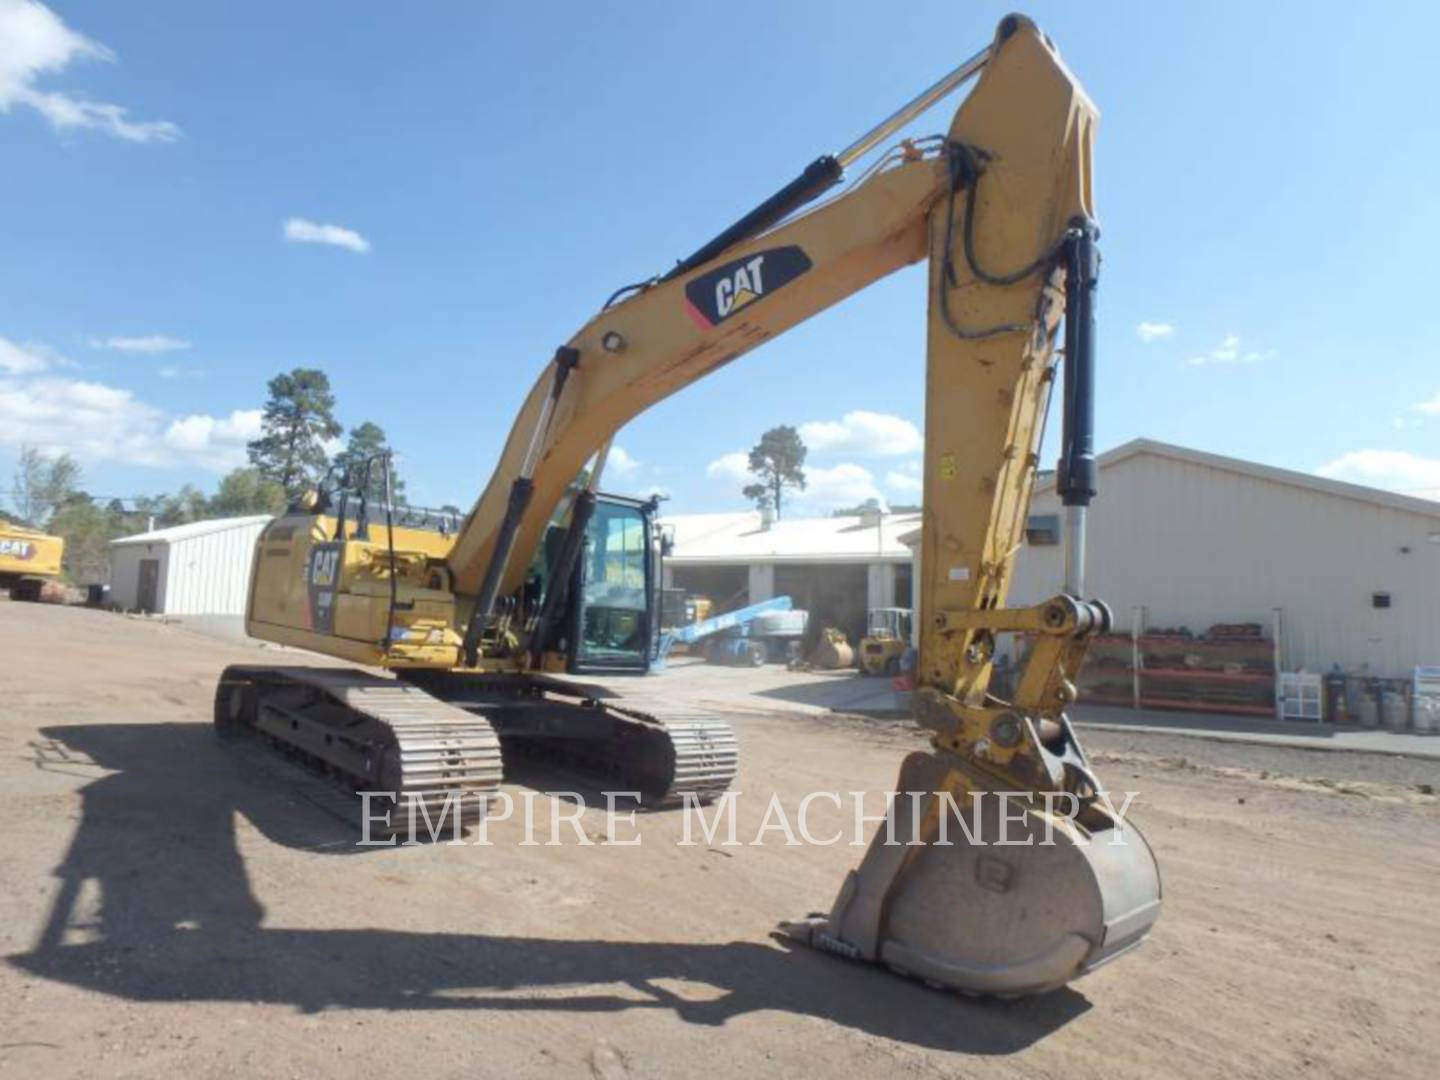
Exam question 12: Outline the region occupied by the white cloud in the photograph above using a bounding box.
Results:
[1135,321,1173,343]
[0,336,258,471]
[0,1,179,143]
[885,469,923,494]
[88,334,191,353]
[157,364,203,379]
[707,445,894,510]
[160,409,261,471]
[0,336,61,374]
[799,411,922,457]
[1411,392,1440,416]
[706,451,750,482]
[1188,334,1273,367]
[1316,450,1440,494]
[799,462,884,510]
[606,445,640,475]
[283,217,370,253]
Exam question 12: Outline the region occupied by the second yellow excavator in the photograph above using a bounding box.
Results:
[216,13,1161,997]
[0,518,65,601]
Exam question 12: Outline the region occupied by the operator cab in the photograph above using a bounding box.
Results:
[532,492,659,675]
[866,607,913,641]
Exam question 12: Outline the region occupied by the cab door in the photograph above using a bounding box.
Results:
[568,497,653,675]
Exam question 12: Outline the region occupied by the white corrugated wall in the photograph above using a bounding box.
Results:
[162,520,267,615]
[108,541,169,611]
[1007,453,1440,677]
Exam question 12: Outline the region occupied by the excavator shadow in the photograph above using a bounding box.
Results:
[11,722,1090,1053]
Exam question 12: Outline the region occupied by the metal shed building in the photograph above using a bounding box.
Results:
[908,439,1440,679]
[661,509,919,642]
[109,515,271,615]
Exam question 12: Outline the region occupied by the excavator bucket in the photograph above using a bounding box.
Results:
[781,751,1161,996]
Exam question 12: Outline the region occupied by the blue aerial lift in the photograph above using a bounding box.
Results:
[654,596,804,668]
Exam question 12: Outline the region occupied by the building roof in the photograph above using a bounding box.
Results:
[110,514,273,548]
[895,438,1440,549]
[1034,439,1440,519]
[663,509,920,564]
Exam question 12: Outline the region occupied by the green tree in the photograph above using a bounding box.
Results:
[741,425,807,519]
[10,445,81,526]
[48,495,128,583]
[331,421,405,504]
[246,368,342,494]
[828,499,920,517]
[831,498,883,517]
[208,468,287,517]
[161,484,209,526]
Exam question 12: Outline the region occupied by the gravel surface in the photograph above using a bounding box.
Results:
[3,604,1437,1079]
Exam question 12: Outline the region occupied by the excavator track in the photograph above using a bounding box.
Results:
[214,665,503,834]
[397,671,739,808]
[555,694,739,808]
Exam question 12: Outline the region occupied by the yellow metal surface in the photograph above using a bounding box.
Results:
[858,637,907,676]
[245,512,470,668]
[917,22,1094,712]
[0,522,64,581]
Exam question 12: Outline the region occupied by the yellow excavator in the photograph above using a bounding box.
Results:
[217,13,1160,996]
[0,518,65,601]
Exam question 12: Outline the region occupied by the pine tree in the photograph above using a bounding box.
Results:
[209,468,288,517]
[246,368,342,494]
[742,425,807,519]
[331,421,406,505]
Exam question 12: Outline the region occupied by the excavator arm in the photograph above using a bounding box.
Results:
[447,16,1161,991]
[448,18,1085,640]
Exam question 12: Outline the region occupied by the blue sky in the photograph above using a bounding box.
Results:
[3,0,1438,514]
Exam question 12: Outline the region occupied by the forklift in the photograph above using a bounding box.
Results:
[857,607,913,676]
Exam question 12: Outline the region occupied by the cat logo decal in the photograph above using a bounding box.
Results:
[684,246,812,328]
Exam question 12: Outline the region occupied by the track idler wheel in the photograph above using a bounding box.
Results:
[213,668,257,741]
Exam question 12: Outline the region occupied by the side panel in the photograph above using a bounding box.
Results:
[108,544,144,609]
[0,528,64,579]
[246,514,334,637]
[245,512,463,668]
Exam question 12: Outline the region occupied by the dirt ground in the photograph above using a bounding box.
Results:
[2,603,1437,1079]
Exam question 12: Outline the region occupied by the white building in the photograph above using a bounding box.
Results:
[661,508,919,641]
[906,439,1440,678]
[109,516,271,616]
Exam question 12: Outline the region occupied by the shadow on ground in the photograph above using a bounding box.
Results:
[10,722,1089,1052]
